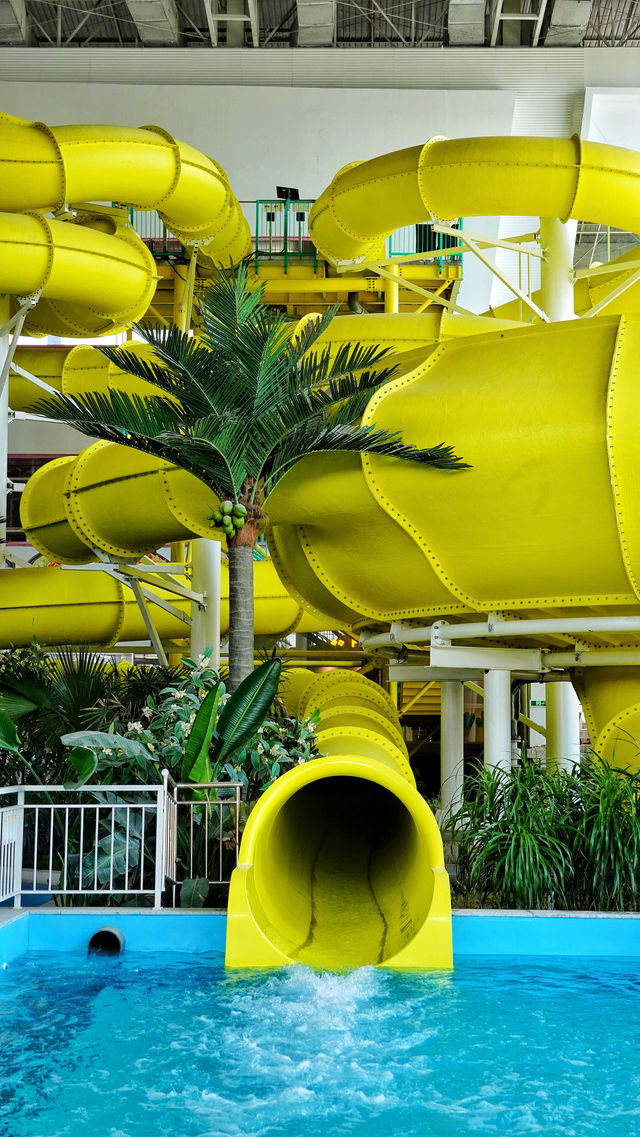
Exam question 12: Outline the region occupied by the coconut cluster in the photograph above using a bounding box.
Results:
[209,500,247,540]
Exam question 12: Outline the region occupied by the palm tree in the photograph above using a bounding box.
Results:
[35,263,467,689]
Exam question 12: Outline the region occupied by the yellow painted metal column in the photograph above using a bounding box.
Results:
[191,538,221,670]
[384,265,400,313]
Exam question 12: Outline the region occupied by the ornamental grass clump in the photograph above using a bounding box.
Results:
[446,757,640,912]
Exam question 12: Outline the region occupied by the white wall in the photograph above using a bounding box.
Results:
[0,80,518,315]
[0,81,518,201]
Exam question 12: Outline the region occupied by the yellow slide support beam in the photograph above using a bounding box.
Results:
[226,669,452,969]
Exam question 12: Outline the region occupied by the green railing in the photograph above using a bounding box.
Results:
[126,205,463,279]
[386,219,464,275]
[254,200,317,272]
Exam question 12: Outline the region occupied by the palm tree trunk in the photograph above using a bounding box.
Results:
[227,523,256,691]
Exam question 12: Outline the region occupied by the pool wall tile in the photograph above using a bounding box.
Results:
[0,913,29,963]
[24,910,226,956]
[452,911,640,957]
[3,909,640,961]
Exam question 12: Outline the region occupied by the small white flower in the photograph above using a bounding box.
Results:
[257,743,264,755]
[297,757,306,765]
[103,748,112,756]
[147,742,155,752]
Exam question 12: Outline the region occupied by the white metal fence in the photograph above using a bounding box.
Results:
[0,776,242,909]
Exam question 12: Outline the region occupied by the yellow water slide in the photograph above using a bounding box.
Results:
[0,110,251,336]
[226,669,452,970]
[262,135,640,768]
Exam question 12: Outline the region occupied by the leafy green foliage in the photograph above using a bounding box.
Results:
[210,657,282,771]
[446,757,640,912]
[0,710,21,755]
[66,746,98,790]
[0,642,190,787]
[180,877,210,908]
[181,686,221,782]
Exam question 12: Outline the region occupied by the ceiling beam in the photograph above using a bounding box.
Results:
[126,0,181,44]
[0,0,34,44]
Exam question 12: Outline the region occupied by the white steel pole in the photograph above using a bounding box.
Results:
[545,681,581,773]
[539,217,576,323]
[484,669,512,771]
[0,314,8,563]
[440,680,465,816]
[191,538,221,671]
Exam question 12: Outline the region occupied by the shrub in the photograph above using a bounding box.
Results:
[445,757,640,912]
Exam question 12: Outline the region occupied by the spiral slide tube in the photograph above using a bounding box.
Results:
[0,112,251,336]
[226,669,452,970]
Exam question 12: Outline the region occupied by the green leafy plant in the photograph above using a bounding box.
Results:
[446,757,640,912]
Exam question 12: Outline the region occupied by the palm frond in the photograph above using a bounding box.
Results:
[32,388,188,440]
[262,421,469,497]
[285,307,339,360]
[293,338,395,394]
[198,261,266,355]
[101,327,224,419]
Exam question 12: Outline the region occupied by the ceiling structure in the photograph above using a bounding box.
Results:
[0,0,637,52]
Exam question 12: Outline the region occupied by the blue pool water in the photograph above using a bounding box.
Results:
[1,952,639,1137]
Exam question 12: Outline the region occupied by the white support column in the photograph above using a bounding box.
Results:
[191,538,221,671]
[440,680,465,815]
[484,669,512,770]
[539,217,576,322]
[545,681,581,773]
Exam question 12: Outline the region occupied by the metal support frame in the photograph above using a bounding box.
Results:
[545,681,581,772]
[360,261,474,316]
[440,681,464,815]
[433,223,549,322]
[489,0,549,45]
[204,0,258,45]
[484,669,512,770]
[59,557,204,664]
[581,266,640,319]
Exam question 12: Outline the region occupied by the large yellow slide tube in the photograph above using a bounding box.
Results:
[309,135,640,264]
[0,112,251,335]
[0,558,326,649]
[226,669,452,970]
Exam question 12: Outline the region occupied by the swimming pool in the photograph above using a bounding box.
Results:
[2,944,640,1137]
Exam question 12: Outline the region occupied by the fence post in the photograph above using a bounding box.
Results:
[154,783,166,909]
[13,790,24,908]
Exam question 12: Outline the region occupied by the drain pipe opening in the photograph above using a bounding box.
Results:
[88,926,124,956]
